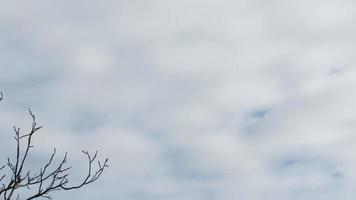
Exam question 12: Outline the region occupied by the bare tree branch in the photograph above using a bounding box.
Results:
[0,93,108,200]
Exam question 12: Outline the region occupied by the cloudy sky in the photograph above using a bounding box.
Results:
[1,0,356,199]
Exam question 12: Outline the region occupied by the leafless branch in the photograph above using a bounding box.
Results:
[0,95,108,200]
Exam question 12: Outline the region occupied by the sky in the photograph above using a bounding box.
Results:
[1,0,356,199]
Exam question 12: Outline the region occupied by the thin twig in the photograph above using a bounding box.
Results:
[0,106,108,200]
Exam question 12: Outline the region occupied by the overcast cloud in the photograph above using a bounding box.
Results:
[1,0,356,199]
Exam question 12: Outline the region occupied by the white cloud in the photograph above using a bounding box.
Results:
[1,0,356,199]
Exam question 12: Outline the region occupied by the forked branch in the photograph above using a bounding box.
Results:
[0,96,108,200]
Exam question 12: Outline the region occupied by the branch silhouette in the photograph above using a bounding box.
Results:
[0,93,108,200]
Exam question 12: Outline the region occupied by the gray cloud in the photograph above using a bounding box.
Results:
[1,0,356,199]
